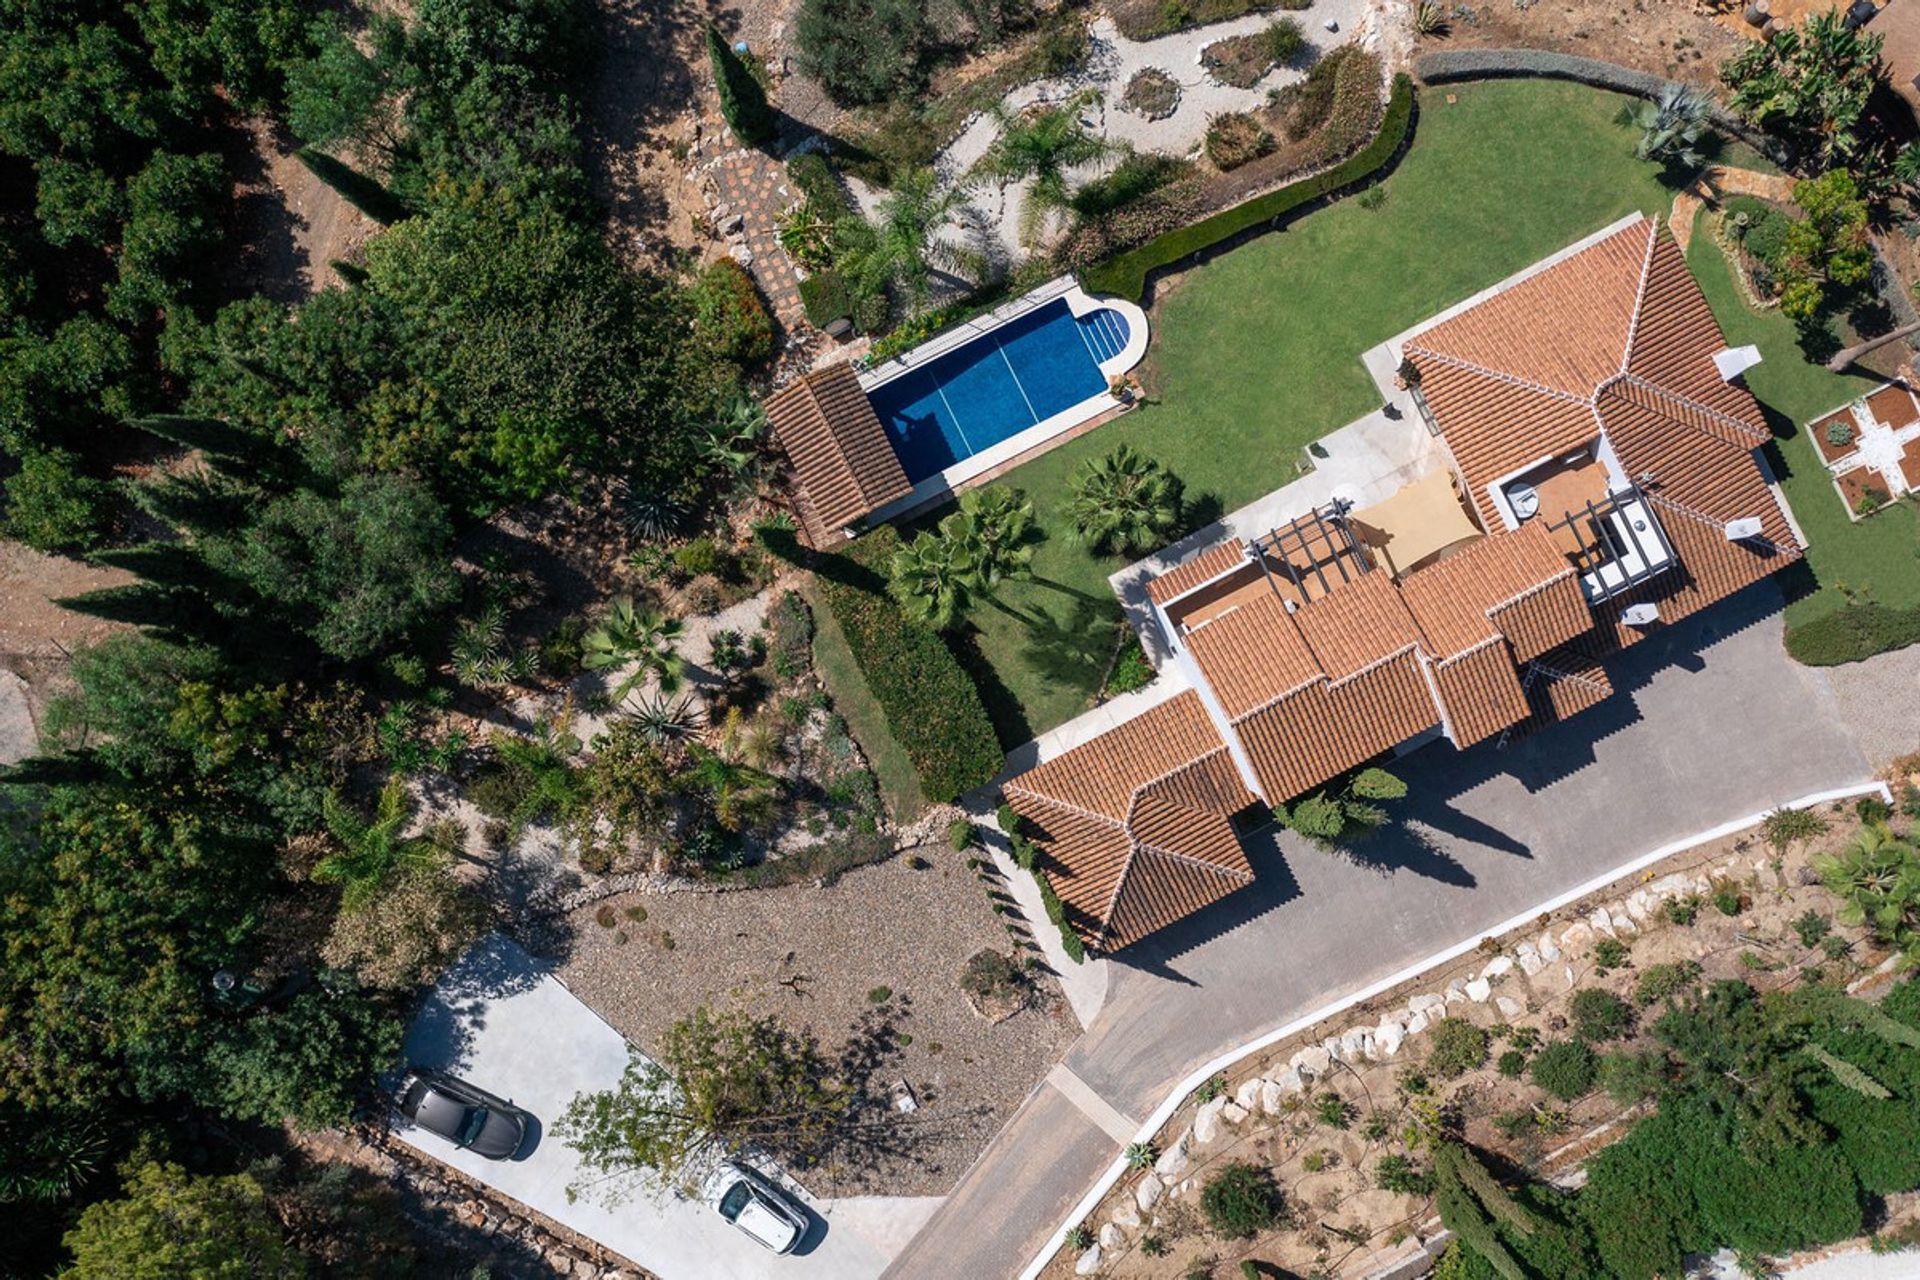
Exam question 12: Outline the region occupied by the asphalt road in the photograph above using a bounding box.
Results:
[885,583,1875,1279]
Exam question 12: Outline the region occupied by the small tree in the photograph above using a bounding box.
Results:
[560,1007,852,1194]
[1428,1017,1489,1078]
[976,90,1113,245]
[707,26,775,147]
[888,528,981,630]
[1276,766,1408,848]
[1626,83,1711,174]
[63,1161,302,1280]
[1530,1040,1597,1100]
[314,778,439,910]
[1200,1160,1286,1239]
[1066,444,1182,556]
[1722,10,1882,170]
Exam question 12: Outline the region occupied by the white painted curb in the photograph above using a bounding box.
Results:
[1020,780,1894,1280]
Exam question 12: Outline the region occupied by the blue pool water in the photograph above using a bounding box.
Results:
[866,299,1132,484]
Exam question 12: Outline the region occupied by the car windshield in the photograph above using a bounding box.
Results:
[718,1182,752,1221]
[456,1106,490,1146]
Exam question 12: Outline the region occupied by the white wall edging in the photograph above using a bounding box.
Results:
[1019,778,1894,1280]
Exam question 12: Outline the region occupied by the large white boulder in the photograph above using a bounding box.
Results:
[1480,955,1515,981]
[1495,995,1524,1020]
[1099,1222,1127,1250]
[1516,942,1547,977]
[1558,921,1594,954]
[1537,930,1562,962]
[1235,1077,1264,1110]
[1291,1045,1332,1078]
[1221,1102,1249,1125]
[1261,1069,1305,1114]
[1464,977,1493,1002]
[1193,1097,1229,1146]
[1588,907,1618,937]
[1374,1018,1406,1057]
[1409,993,1449,1018]
[1075,1244,1102,1275]
[1154,1135,1189,1178]
[1111,1201,1142,1229]
[1339,1027,1374,1060]
[1135,1173,1164,1212]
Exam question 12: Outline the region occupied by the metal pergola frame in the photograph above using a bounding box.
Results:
[1544,484,1673,599]
[1250,500,1372,600]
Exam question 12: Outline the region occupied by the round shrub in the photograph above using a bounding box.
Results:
[1567,988,1636,1042]
[689,257,774,365]
[1530,1040,1597,1101]
[1633,961,1701,1007]
[1205,111,1275,171]
[948,818,976,851]
[1200,1160,1286,1239]
[1120,67,1181,120]
[1427,1017,1489,1077]
[1497,1048,1528,1078]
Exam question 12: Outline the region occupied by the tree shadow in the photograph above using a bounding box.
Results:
[400,933,561,1076]
[584,0,704,240]
[1015,595,1119,707]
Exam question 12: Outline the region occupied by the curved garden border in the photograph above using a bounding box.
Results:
[1412,48,1790,167]
[1079,73,1417,302]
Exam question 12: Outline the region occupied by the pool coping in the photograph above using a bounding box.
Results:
[861,277,1150,527]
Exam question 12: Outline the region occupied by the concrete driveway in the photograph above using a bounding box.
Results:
[886,582,1875,1278]
[395,936,937,1280]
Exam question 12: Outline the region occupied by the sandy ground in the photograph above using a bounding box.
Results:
[225,116,377,302]
[0,542,132,760]
[1421,0,1749,83]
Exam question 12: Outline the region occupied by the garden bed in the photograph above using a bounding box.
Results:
[1835,465,1895,520]
[556,852,1078,1197]
[1042,788,1920,1278]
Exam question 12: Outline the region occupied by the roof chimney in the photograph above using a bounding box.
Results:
[1724,516,1765,541]
[1713,345,1763,382]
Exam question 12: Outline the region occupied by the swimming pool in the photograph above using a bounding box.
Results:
[864,297,1137,484]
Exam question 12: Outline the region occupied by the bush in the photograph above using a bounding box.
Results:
[812,528,1002,802]
[960,948,1023,1001]
[1200,1160,1286,1239]
[707,26,775,147]
[1428,1017,1488,1077]
[1104,637,1153,694]
[1529,1040,1596,1100]
[1597,1049,1667,1102]
[793,0,930,106]
[1070,153,1188,218]
[1497,1049,1528,1078]
[766,590,814,678]
[1663,894,1701,925]
[1,448,108,551]
[1793,910,1833,949]
[1568,988,1636,1042]
[1315,1093,1354,1128]
[1375,1153,1433,1196]
[1713,885,1744,916]
[689,258,774,366]
[1592,937,1630,972]
[948,817,975,851]
[1083,74,1411,300]
[1205,111,1274,170]
[1633,961,1701,1007]
[1266,18,1306,63]
[997,802,1023,836]
[1787,603,1920,666]
[798,269,857,329]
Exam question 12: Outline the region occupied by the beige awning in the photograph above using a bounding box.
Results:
[1350,468,1483,578]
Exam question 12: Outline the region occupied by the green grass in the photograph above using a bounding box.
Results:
[804,581,927,818]
[954,79,1682,739]
[1682,232,1920,635]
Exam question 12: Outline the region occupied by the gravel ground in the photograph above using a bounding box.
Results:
[1819,642,1920,772]
[557,853,1077,1196]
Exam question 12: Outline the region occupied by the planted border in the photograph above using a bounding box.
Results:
[1080,73,1414,302]
[810,527,1002,802]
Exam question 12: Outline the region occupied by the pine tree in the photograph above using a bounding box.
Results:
[707,26,775,147]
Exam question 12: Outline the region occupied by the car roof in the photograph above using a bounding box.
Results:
[734,1193,802,1250]
[411,1086,473,1136]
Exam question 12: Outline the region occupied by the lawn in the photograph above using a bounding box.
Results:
[952,79,1686,742]
[1683,233,1920,636]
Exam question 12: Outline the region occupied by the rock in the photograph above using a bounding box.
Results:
[1558,922,1594,954]
[1465,977,1493,1002]
[1409,993,1448,1018]
[1112,1201,1142,1229]
[572,1259,598,1279]
[1516,944,1547,977]
[1324,17,1340,30]
[1339,1027,1374,1060]
[1193,1096,1229,1145]
[1480,955,1515,981]
[1261,1071,1303,1114]
[1235,1077,1264,1110]
[1135,1173,1164,1211]
[715,212,745,236]
[728,243,754,267]
[1445,978,1469,1003]
[1374,1018,1406,1057]
[1623,891,1653,922]
[1099,1221,1127,1250]
[1154,1135,1190,1178]
[1537,930,1562,962]
[1611,908,1639,936]
[1075,1244,1102,1275]
[1647,872,1694,901]
[546,1249,576,1273]
[1495,995,1524,1020]
[1589,908,1617,937]
[1292,1045,1332,1078]
[1221,1102,1249,1125]
[1404,1008,1430,1036]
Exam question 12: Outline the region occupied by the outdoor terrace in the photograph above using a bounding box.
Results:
[1160,503,1377,636]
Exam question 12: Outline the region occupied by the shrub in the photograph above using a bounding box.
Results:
[1634,961,1701,1007]
[1375,1153,1433,1196]
[1794,910,1833,949]
[1428,1017,1488,1077]
[1125,1141,1157,1169]
[1064,1223,1092,1251]
[811,528,1001,802]
[1592,937,1630,972]
[1663,894,1701,925]
[1786,603,1920,666]
[766,590,814,679]
[1200,1161,1286,1239]
[1205,111,1274,170]
[1713,886,1744,916]
[1266,17,1306,62]
[707,26,775,146]
[1,448,108,551]
[1568,988,1635,1042]
[997,802,1023,836]
[959,949,1022,1001]
[1597,1049,1667,1102]
[1529,1040,1596,1100]
[948,818,975,851]
[1315,1094,1354,1128]
[1083,74,1411,300]
[798,269,856,329]
[689,258,774,366]
[793,0,930,106]
[1497,1049,1528,1078]
[1119,67,1181,119]
[867,985,892,1003]
[1104,637,1153,694]
[1037,869,1087,963]
[1071,153,1188,219]
[674,536,730,579]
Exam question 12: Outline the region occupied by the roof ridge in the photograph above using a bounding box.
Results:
[1400,343,1598,409]
[1609,373,1769,446]
[1524,658,1613,696]
[1432,634,1506,669]
[1322,642,1421,691]
[1124,745,1234,818]
[1617,216,1662,378]
[1644,491,1794,557]
[1003,783,1132,834]
[1130,837,1256,882]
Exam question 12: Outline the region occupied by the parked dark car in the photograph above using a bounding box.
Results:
[397,1067,531,1160]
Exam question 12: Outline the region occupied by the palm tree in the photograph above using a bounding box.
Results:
[949,485,1037,588]
[977,91,1114,246]
[1815,823,1920,956]
[702,393,768,479]
[583,596,686,699]
[1066,444,1183,557]
[837,167,975,316]
[1627,83,1711,173]
[315,778,438,909]
[682,743,781,832]
[888,527,982,631]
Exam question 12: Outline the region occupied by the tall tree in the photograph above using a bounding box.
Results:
[838,167,976,316]
[707,26,775,147]
[1066,443,1182,557]
[63,1161,304,1280]
[976,91,1113,245]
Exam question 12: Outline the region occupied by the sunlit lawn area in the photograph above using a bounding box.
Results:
[1684,235,1920,636]
[948,78,1909,746]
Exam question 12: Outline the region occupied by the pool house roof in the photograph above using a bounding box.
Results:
[1006,214,1805,954]
[765,362,911,544]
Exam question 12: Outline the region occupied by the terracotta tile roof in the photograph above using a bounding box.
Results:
[1432,642,1532,747]
[1235,652,1437,802]
[765,363,911,541]
[1003,691,1256,951]
[1489,575,1594,663]
[1515,649,1616,737]
[1623,232,1770,440]
[1398,523,1578,658]
[1412,363,1600,527]
[1292,570,1425,679]
[1184,591,1321,718]
[1146,539,1251,605]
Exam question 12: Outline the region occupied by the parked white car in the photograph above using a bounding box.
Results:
[700,1161,808,1254]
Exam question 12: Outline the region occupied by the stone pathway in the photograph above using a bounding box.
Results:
[705,148,806,324]
[1669,163,1797,252]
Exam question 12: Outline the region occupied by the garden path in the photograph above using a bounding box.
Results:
[704,147,808,324]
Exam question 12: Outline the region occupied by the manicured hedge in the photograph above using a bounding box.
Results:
[1412,49,1786,165]
[812,527,1002,802]
[1079,73,1414,301]
[798,269,855,329]
[1786,602,1920,666]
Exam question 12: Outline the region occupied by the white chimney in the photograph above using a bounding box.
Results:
[1724,516,1765,541]
[1713,345,1763,382]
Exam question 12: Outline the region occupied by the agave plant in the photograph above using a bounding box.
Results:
[583,596,686,700]
[620,485,687,542]
[1413,0,1449,35]
[1066,444,1183,557]
[776,200,834,270]
[623,693,702,746]
[703,394,769,478]
[315,778,439,910]
[1628,83,1712,173]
